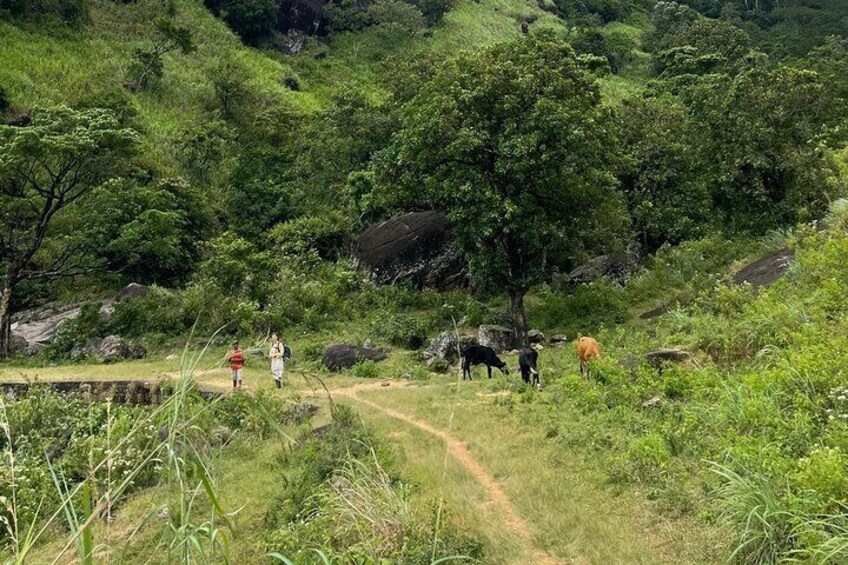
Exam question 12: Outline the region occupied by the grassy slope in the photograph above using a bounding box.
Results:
[283,0,650,104]
[0,0,313,172]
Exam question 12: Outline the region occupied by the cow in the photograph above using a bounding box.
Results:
[462,345,509,380]
[518,347,540,388]
[577,336,601,378]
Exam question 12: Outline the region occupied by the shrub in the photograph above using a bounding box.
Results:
[0,0,88,25]
[269,211,353,262]
[367,311,427,349]
[624,433,671,484]
[107,286,188,338]
[45,303,105,360]
[792,447,848,510]
[352,360,380,379]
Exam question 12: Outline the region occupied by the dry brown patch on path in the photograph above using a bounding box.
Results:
[333,382,566,565]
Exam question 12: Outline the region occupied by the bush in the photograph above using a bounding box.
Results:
[352,360,380,379]
[367,311,427,349]
[625,433,671,483]
[107,286,188,338]
[0,0,87,25]
[45,303,105,360]
[269,211,353,262]
[792,447,848,510]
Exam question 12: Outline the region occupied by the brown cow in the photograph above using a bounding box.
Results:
[577,336,601,377]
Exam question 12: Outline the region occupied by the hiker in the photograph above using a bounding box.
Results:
[269,333,286,389]
[228,341,245,389]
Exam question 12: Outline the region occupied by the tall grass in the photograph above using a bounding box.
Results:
[709,462,798,564]
[0,332,242,564]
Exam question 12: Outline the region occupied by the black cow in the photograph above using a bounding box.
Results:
[462,345,509,380]
[518,347,540,387]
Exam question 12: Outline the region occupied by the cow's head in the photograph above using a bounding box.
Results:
[497,358,510,375]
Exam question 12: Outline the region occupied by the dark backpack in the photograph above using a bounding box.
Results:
[283,344,292,360]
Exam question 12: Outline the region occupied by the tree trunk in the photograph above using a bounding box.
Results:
[0,278,14,358]
[508,289,528,348]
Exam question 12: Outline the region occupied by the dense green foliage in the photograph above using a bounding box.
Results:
[376,32,629,342]
[0,384,309,547]
[1,0,845,345]
[1,0,848,560]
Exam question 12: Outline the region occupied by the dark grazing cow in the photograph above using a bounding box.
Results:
[518,347,540,388]
[462,345,509,380]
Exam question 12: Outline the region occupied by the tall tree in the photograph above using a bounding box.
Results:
[376,33,628,345]
[0,106,138,356]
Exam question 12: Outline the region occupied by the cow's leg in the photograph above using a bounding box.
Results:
[487,365,493,379]
[580,360,585,377]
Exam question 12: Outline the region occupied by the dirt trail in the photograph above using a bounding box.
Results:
[333,382,566,565]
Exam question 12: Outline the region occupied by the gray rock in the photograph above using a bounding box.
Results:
[11,304,82,349]
[420,331,477,365]
[562,245,640,288]
[550,334,569,345]
[323,344,388,372]
[9,334,28,355]
[99,300,115,322]
[116,283,150,302]
[619,355,639,379]
[478,325,514,353]
[642,395,663,408]
[354,211,467,290]
[528,329,545,344]
[732,247,794,290]
[98,335,146,363]
[645,348,690,367]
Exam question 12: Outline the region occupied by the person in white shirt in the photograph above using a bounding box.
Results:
[269,333,285,389]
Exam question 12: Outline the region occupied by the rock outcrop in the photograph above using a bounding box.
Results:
[732,247,795,289]
[528,329,545,344]
[477,325,514,353]
[323,344,388,372]
[562,246,640,288]
[354,211,467,290]
[645,348,690,367]
[71,335,147,362]
[116,283,151,301]
[11,304,83,352]
[420,331,478,366]
[550,334,569,345]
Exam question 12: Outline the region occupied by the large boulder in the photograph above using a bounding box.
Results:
[279,0,328,35]
[323,344,388,372]
[354,211,467,290]
[98,335,147,363]
[11,304,83,349]
[477,325,514,353]
[420,331,478,366]
[550,334,569,345]
[732,247,795,290]
[645,348,690,367]
[116,283,150,302]
[562,246,640,288]
[528,329,545,344]
[69,335,146,362]
[8,334,28,355]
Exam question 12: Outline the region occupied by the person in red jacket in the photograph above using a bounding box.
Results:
[228,341,245,389]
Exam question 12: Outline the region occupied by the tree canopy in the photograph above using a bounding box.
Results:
[376,32,629,343]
